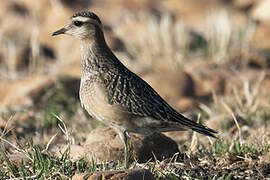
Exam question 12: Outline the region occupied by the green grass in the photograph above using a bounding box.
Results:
[0,140,124,179]
[0,3,270,179]
[1,76,269,179]
[0,136,268,179]
[40,79,79,130]
[1,85,269,179]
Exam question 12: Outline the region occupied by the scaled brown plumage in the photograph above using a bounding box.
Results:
[52,10,217,168]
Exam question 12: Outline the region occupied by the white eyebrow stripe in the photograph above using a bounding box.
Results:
[72,16,103,30]
[72,16,90,22]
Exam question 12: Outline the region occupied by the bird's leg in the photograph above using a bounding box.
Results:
[124,130,131,168]
[118,130,131,168]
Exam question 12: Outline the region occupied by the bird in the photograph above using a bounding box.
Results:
[52,11,217,168]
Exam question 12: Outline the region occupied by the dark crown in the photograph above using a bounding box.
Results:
[71,11,102,24]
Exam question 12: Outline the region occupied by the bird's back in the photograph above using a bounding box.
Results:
[84,58,217,137]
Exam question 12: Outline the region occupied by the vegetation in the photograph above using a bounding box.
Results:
[0,0,270,179]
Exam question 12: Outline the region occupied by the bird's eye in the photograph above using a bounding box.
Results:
[74,21,83,27]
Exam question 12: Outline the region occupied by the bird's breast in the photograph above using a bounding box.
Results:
[79,79,128,127]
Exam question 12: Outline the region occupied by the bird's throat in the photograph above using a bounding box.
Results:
[80,36,109,77]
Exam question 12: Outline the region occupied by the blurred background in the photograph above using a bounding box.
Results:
[0,0,270,150]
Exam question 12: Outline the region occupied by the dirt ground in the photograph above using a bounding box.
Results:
[0,0,270,179]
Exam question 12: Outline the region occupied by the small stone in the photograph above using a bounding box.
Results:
[72,169,155,180]
[83,126,180,163]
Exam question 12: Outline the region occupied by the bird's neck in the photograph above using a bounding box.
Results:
[80,33,110,76]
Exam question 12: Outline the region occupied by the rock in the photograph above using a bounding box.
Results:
[72,169,155,180]
[9,152,30,163]
[232,0,255,11]
[82,126,179,163]
[177,97,198,111]
[142,70,194,109]
[260,151,270,164]
[83,127,124,163]
[163,131,188,145]
[131,131,180,163]
[251,0,270,22]
[56,61,81,78]
[69,145,85,160]
[9,2,29,16]
[252,23,270,51]
[0,75,54,108]
[184,60,226,98]
[205,114,228,133]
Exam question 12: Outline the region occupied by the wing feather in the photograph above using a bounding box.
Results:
[102,68,217,138]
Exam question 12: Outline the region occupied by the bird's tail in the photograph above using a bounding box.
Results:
[171,111,218,138]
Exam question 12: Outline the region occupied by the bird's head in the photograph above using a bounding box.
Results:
[52,11,103,40]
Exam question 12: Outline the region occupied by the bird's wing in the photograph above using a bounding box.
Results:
[103,70,169,118]
[102,69,217,138]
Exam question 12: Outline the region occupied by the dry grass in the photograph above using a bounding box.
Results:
[114,12,189,70]
[205,9,256,66]
[0,0,270,179]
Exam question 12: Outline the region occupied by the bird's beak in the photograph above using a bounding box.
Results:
[52,28,67,36]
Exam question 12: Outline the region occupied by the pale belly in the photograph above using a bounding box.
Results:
[79,80,128,129]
